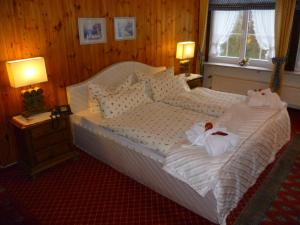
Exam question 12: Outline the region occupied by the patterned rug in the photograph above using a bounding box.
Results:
[0,136,299,225]
[0,151,215,225]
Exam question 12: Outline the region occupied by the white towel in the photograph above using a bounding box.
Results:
[185,123,240,156]
[205,131,240,156]
[185,122,206,145]
[247,88,285,109]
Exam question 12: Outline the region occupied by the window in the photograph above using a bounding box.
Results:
[209,10,275,68]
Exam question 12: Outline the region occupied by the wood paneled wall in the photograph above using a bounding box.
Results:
[0,0,200,166]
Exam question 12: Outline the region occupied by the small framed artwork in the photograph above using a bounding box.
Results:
[114,17,136,41]
[78,18,107,45]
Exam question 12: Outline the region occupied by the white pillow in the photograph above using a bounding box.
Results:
[98,82,153,118]
[88,74,135,113]
[150,75,188,101]
[135,68,174,81]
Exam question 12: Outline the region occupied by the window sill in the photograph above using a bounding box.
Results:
[292,70,300,76]
[204,62,272,72]
[204,62,300,76]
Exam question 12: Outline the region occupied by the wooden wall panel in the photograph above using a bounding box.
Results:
[0,0,200,166]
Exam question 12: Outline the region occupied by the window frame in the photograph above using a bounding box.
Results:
[208,10,274,69]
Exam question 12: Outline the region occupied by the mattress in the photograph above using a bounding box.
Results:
[70,110,165,163]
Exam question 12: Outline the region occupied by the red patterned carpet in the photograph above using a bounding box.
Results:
[0,151,216,225]
[0,108,299,225]
[261,156,300,225]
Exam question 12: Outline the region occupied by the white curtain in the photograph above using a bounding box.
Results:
[251,10,275,59]
[209,11,240,56]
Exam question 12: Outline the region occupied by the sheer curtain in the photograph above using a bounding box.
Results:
[251,10,275,60]
[209,11,240,56]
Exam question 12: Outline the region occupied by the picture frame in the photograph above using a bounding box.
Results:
[114,17,136,41]
[78,18,107,45]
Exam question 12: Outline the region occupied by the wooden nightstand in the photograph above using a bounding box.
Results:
[185,74,203,89]
[11,112,78,178]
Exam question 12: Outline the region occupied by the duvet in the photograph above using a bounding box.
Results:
[98,102,214,156]
[161,87,246,117]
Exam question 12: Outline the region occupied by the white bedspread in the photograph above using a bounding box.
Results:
[161,88,246,117]
[163,103,291,225]
[98,102,214,156]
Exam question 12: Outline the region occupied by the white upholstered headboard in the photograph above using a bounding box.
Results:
[66,61,166,113]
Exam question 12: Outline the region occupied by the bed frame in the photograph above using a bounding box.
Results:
[66,61,219,224]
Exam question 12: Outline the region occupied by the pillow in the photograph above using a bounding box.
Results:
[135,68,174,81]
[114,73,137,92]
[88,74,135,113]
[150,75,187,101]
[135,68,174,98]
[98,81,153,118]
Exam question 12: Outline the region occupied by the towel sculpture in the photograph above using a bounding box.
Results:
[247,88,285,109]
[186,122,240,156]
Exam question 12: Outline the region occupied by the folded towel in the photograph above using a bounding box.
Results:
[205,131,240,156]
[185,122,206,145]
[247,88,285,109]
[185,122,240,156]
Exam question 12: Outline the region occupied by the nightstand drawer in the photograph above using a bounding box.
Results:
[187,78,202,89]
[33,129,70,150]
[11,113,77,177]
[31,119,67,139]
[35,142,70,163]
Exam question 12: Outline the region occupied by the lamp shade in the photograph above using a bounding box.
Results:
[6,57,48,88]
[176,41,195,60]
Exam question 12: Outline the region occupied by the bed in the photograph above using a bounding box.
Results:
[66,61,290,225]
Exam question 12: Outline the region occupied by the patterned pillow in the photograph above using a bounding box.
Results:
[135,68,174,98]
[98,82,153,118]
[88,74,135,113]
[150,75,187,101]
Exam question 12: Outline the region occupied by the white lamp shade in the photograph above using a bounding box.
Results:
[176,41,195,60]
[6,57,48,88]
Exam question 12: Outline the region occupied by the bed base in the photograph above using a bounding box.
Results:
[72,123,219,224]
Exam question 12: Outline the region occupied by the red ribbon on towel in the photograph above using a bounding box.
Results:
[204,122,228,136]
[211,131,228,136]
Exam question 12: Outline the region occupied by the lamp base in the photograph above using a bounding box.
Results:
[179,60,191,77]
[22,87,46,118]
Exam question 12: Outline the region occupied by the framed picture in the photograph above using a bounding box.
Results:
[78,18,107,45]
[114,17,136,41]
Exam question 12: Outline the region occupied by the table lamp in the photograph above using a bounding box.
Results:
[6,57,48,117]
[176,41,195,77]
